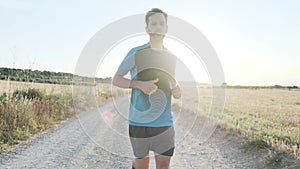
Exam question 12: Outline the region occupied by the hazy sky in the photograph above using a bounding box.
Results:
[1,0,300,86]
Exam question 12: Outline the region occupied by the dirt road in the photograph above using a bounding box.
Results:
[1,97,297,168]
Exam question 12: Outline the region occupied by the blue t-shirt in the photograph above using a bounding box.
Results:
[117,43,175,127]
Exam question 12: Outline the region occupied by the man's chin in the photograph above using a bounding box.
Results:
[150,33,165,38]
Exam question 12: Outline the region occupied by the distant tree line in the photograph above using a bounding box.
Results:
[0,67,111,85]
[224,84,299,89]
[273,85,299,90]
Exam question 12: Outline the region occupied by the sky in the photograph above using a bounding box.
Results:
[1,0,300,86]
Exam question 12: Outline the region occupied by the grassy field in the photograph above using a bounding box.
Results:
[1,80,299,162]
[0,80,114,152]
[223,88,300,159]
[176,83,300,160]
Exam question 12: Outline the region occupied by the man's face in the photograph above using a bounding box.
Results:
[146,13,168,37]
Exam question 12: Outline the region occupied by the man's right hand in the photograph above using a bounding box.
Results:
[112,71,159,95]
[138,78,159,95]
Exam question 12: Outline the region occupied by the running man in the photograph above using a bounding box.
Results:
[112,8,181,169]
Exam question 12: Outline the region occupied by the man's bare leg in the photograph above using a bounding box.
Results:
[133,155,150,169]
[154,152,172,169]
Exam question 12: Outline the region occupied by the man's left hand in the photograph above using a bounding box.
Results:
[171,84,181,99]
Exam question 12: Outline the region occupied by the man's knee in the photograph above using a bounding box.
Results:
[134,156,150,169]
[155,154,171,169]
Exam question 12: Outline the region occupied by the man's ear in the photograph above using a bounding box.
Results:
[165,24,168,33]
[145,25,149,34]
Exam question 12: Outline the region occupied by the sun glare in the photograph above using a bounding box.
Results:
[96,35,211,84]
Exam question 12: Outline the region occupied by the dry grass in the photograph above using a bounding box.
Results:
[0,80,114,152]
[223,88,300,159]
[0,80,71,95]
[175,83,300,160]
[2,79,299,162]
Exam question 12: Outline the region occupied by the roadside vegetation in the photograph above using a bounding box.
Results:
[0,79,114,153]
[176,83,300,167]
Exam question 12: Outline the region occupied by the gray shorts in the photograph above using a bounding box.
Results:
[129,125,175,158]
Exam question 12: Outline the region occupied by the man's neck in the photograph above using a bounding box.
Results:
[149,36,164,50]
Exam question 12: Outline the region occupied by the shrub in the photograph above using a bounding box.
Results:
[12,88,44,100]
[0,92,8,103]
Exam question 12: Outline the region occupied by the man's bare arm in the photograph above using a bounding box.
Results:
[112,71,140,89]
[112,71,158,95]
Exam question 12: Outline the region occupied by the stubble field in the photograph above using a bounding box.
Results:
[177,83,300,160]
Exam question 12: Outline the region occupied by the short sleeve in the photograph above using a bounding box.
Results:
[117,49,135,75]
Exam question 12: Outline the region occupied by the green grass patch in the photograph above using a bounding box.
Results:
[241,135,270,152]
